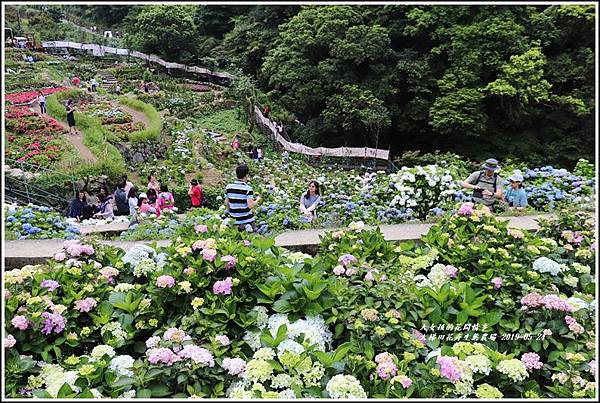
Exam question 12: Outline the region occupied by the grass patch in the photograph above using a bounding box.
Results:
[195,108,248,140]
[46,91,126,180]
[118,96,162,142]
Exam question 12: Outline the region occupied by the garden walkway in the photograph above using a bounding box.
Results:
[4,213,553,268]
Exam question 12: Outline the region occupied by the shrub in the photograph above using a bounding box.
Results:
[117,97,162,142]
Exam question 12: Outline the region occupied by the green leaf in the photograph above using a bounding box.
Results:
[137,389,152,398]
[363,340,374,360]
[272,299,292,313]
[57,382,74,398]
[457,309,469,324]
[150,383,170,397]
[112,377,135,387]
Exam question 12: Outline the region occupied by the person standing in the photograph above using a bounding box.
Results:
[72,76,80,88]
[188,179,203,208]
[114,182,130,216]
[115,83,121,95]
[225,164,261,232]
[257,147,263,162]
[90,78,98,92]
[462,158,504,212]
[65,99,77,135]
[37,91,46,114]
[504,172,528,210]
[251,147,258,161]
[299,181,322,223]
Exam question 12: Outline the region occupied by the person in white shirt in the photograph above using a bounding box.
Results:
[37,91,46,114]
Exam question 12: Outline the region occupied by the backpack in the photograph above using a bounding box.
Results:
[474,171,498,193]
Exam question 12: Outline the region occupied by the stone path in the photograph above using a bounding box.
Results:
[4,213,553,268]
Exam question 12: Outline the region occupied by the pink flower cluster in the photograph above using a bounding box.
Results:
[444,265,458,279]
[146,336,161,348]
[156,275,176,288]
[202,249,217,262]
[436,355,463,383]
[163,328,190,342]
[40,279,60,292]
[396,375,413,389]
[220,255,237,270]
[243,240,251,247]
[63,240,95,257]
[178,345,215,366]
[41,312,66,335]
[491,277,503,289]
[147,347,181,366]
[74,298,97,312]
[333,265,357,276]
[338,254,358,267]
[520,293,575,312]
[521,352,543,370]
[4,335,17,348]
[54,252,66,262]
[194,224,208,233]
[375,352,398,380]
[564,316,585,334]
[222,357,246,375]
[215,335,231,346]
[411,328,427,345]
[457,202,474,216]
[11,315,29,330]
[213,277,233,295]
[100,267,119,283]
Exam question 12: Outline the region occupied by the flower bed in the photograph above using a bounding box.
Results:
[5,106,67,167]
[6,87,69,105]
[4,203,80,240]
[4,205,596,398]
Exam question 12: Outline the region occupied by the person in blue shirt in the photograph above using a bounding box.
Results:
[504,172,528,210]
[68,190,87,221]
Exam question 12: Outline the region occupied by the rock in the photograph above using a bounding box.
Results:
[132,152,145,164]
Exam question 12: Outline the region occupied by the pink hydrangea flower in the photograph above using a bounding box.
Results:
[377,360,398,380]
[163,328,189,342]
[74,298,97,313]
[183,267,195,275]
[54,252,66,262]
[156,275,175,288]
[215,335,231,346]
[491,277,503,289]
[202,248,217,262]
[40,280,60,292]
[436,356,463,383]
[222,357,246,375]
[457,203,474,216]
[11,315,29,330]
[4,334,16,348]
[398,375,412,389]
[146,347,180,365]
[333,265,345,276]
[192,240,207,250]
[411,329,427,345]
[243,240,251,246]
[444,265,458,279]
[364,271,374,281]
[520,292,544,308]
[146,336,161,348]
[41,312,66,335]
[345,268,357,276]
[338,254,357,266]
[177,345,215,366]
[541,294,575,312]
[213,277,233,295]
[220,255,237,270]
[521,352,543,370]
[194,224,208,233]
[63,240,94,257]
[99,267,119,283]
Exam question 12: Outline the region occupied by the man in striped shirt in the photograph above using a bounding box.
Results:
[225,164,261,232]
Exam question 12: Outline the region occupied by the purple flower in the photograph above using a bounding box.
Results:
[74,298,97,312]
[213,277,233,295]
[521,352,543,370]
[338,254,357,266]
[215,335,231,346]
[202,248,217,262]
[146,347,180,366]
[4,334,17,348]
[444,265,458,279]
[333,265,345,276]
[194,224,208,233]
[436,356,463,383]
[457,203,474,216]
[364,271,374,281]
[222,357,246,375]
[398,375,412,389]
[492,277,503,289]
[220,255,237,270]
[41,312,66,335]
[156,275,176,288]
[40,280,60,292]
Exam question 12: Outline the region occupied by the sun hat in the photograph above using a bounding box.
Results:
[139,192,148,199]
[482,158,500,171]
[508,172,524,182]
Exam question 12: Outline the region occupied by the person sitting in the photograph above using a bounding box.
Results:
[299,181,322,223]
[504,172,528,210]
[114,182,130,216]
[94,190,115,220]
[157,183,175,211]
[68,190,87,221]
[147,174,160,192]
[461,158,504,212]
[138,192,161,217]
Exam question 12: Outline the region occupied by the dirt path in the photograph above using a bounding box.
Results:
[200,167,224,186]
[30,99,98,163]
[120,104,150,129]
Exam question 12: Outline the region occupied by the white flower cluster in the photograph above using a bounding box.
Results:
[122,244,157,268]
[325,374,367,399]
[414,263,452,289]
[533,257,562,276]
[109,355,135,377]
[38,363,81,397]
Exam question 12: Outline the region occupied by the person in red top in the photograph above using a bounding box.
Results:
[188,179,203,208]
[72,76,81,88]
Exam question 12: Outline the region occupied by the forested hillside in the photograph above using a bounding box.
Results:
[5,4,595,168]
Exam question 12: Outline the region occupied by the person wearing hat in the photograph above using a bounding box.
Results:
[188,179,203,208]
[503,171,528,210]
[462,158,504,211]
